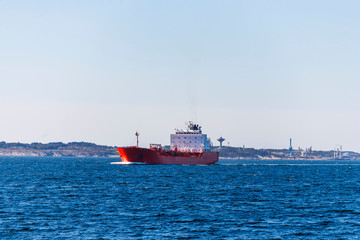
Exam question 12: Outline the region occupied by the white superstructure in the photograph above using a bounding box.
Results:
[170,122,212,152]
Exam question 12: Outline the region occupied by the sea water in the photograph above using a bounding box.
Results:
[0,157,359,239]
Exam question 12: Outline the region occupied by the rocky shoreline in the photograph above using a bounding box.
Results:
[0,142,118,157]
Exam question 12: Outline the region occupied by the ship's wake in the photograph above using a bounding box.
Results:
[111,162,146,165]
[111,162,132,165]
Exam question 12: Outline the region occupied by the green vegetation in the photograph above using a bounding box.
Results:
[0,141,118,157]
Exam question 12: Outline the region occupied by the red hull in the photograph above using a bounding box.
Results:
[117,147,219,165]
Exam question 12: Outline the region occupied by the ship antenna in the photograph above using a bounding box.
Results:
[135,131,140,147]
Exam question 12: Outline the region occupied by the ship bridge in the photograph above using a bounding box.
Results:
[171,122,212,153]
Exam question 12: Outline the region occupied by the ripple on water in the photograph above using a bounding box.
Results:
[0,157,359,239]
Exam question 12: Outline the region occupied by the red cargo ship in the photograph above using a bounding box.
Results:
[117,122,219,165]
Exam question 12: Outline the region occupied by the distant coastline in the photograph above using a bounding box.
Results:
[212,146,360,160]
[0,142,118,158]
[0,141,359,160]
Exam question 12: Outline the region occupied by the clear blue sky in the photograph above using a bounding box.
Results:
[1,0,360,151]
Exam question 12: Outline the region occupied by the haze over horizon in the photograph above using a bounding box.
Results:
[1,1,360,151]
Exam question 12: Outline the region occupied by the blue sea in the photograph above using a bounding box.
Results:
[0,157,359,239]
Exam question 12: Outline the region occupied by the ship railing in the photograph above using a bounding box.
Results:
[150,144,162,150]
[177,147,204,153]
